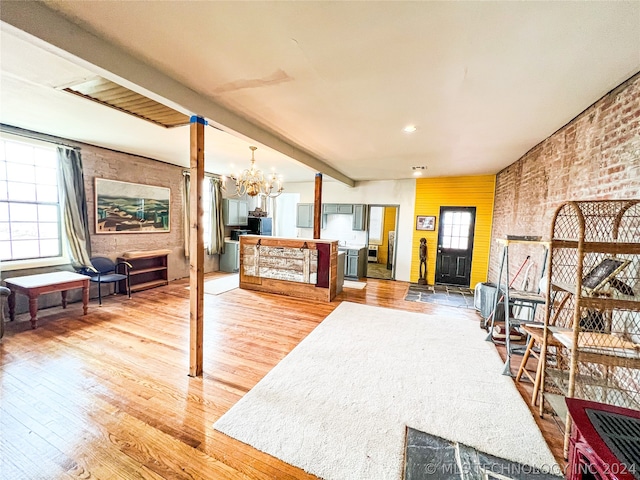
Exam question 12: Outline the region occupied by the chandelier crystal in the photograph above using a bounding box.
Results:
[227,146,283,198]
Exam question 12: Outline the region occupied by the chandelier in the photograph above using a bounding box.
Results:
[227,146,284,198]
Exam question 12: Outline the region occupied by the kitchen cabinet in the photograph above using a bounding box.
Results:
[220,240,240,272]
[323,204,353,215]
[337,252,345,294]
[223,198,248,226]
[343,247,367,279]
[296,203,314,228]
[352,204,367,231]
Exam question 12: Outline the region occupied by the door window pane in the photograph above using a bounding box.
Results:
[441,209,473,251]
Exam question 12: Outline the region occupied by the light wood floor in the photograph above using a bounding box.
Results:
[0,275,564,479]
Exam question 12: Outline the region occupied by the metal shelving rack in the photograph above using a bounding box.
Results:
[539,200,640,457]
[486,237,549,376]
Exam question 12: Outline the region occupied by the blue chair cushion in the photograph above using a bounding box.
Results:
[90,273,127,283]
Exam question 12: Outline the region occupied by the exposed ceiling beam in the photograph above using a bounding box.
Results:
[0,1,355,187]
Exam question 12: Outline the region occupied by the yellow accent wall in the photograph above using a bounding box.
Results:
[411,175,496,286]
[377,206,397,265]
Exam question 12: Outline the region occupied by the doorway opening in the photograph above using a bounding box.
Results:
[435,206,476,287]
[366,205,398,280]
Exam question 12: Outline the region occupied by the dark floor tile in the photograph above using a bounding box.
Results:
[404,429,563,480]
[405,284,478,310]
[405,428,459,480]
[428,293,450,301]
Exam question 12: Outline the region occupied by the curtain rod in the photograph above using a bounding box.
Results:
[0,124,81,150]
[182,170,223,180]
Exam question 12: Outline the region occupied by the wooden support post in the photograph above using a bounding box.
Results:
[189,116,205,377]
[313,173,322,239]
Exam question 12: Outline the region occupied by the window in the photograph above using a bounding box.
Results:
[0,137,63,262]
[368,206,384,245]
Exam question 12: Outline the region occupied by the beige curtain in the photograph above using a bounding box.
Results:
[207,177,225,255]
[184,174,224,256]
[57,147,92,268]
[183,172,190,258]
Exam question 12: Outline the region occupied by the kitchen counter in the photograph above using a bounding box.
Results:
[338,244,366,251]
[239,235,339,302]
[340,246,367,279]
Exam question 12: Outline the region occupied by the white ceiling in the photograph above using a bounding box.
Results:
[1,1,639,185]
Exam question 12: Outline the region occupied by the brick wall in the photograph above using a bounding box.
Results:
[81,145,196,281]
[489,72,640,287]
[2,133,218,314]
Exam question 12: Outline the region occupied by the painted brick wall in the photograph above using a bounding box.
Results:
[489,73,640,288]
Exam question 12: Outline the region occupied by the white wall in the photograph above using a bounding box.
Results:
[283,179,416,282]
[312,214,368,245]
[274,192,300,237]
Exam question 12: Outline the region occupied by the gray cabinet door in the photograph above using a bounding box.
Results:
[223,198,236,225]
[296,203,314,228]
[237,201,248,226]
[346,255,359,278]
[323,204,338,214]
[323,204,353,215]
[220,242,239,272]
[337,204,353,214]
[352,204,367,230]
[345,247,367,278]
[223,199,249,226]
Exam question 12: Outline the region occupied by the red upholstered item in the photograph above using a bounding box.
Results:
[316,243,330,288]
[566,397,640,480]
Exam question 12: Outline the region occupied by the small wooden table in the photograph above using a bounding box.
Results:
[5,271,90,329]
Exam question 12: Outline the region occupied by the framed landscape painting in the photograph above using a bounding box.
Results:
[95,178,170,233]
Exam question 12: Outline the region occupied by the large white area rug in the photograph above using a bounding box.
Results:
[213,302,558,480]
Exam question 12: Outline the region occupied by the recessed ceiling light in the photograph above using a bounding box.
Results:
[412,166,426,176]
[403,125,417,133]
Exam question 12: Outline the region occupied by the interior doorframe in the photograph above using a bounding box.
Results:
[365,204,400,280]
[435,205,477,287]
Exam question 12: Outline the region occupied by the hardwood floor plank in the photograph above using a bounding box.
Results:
[0,275,564,479]
[2,369,168,480]
[1,405,77,479]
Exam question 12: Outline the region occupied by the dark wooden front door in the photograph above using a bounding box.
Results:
[435,206,476,286]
